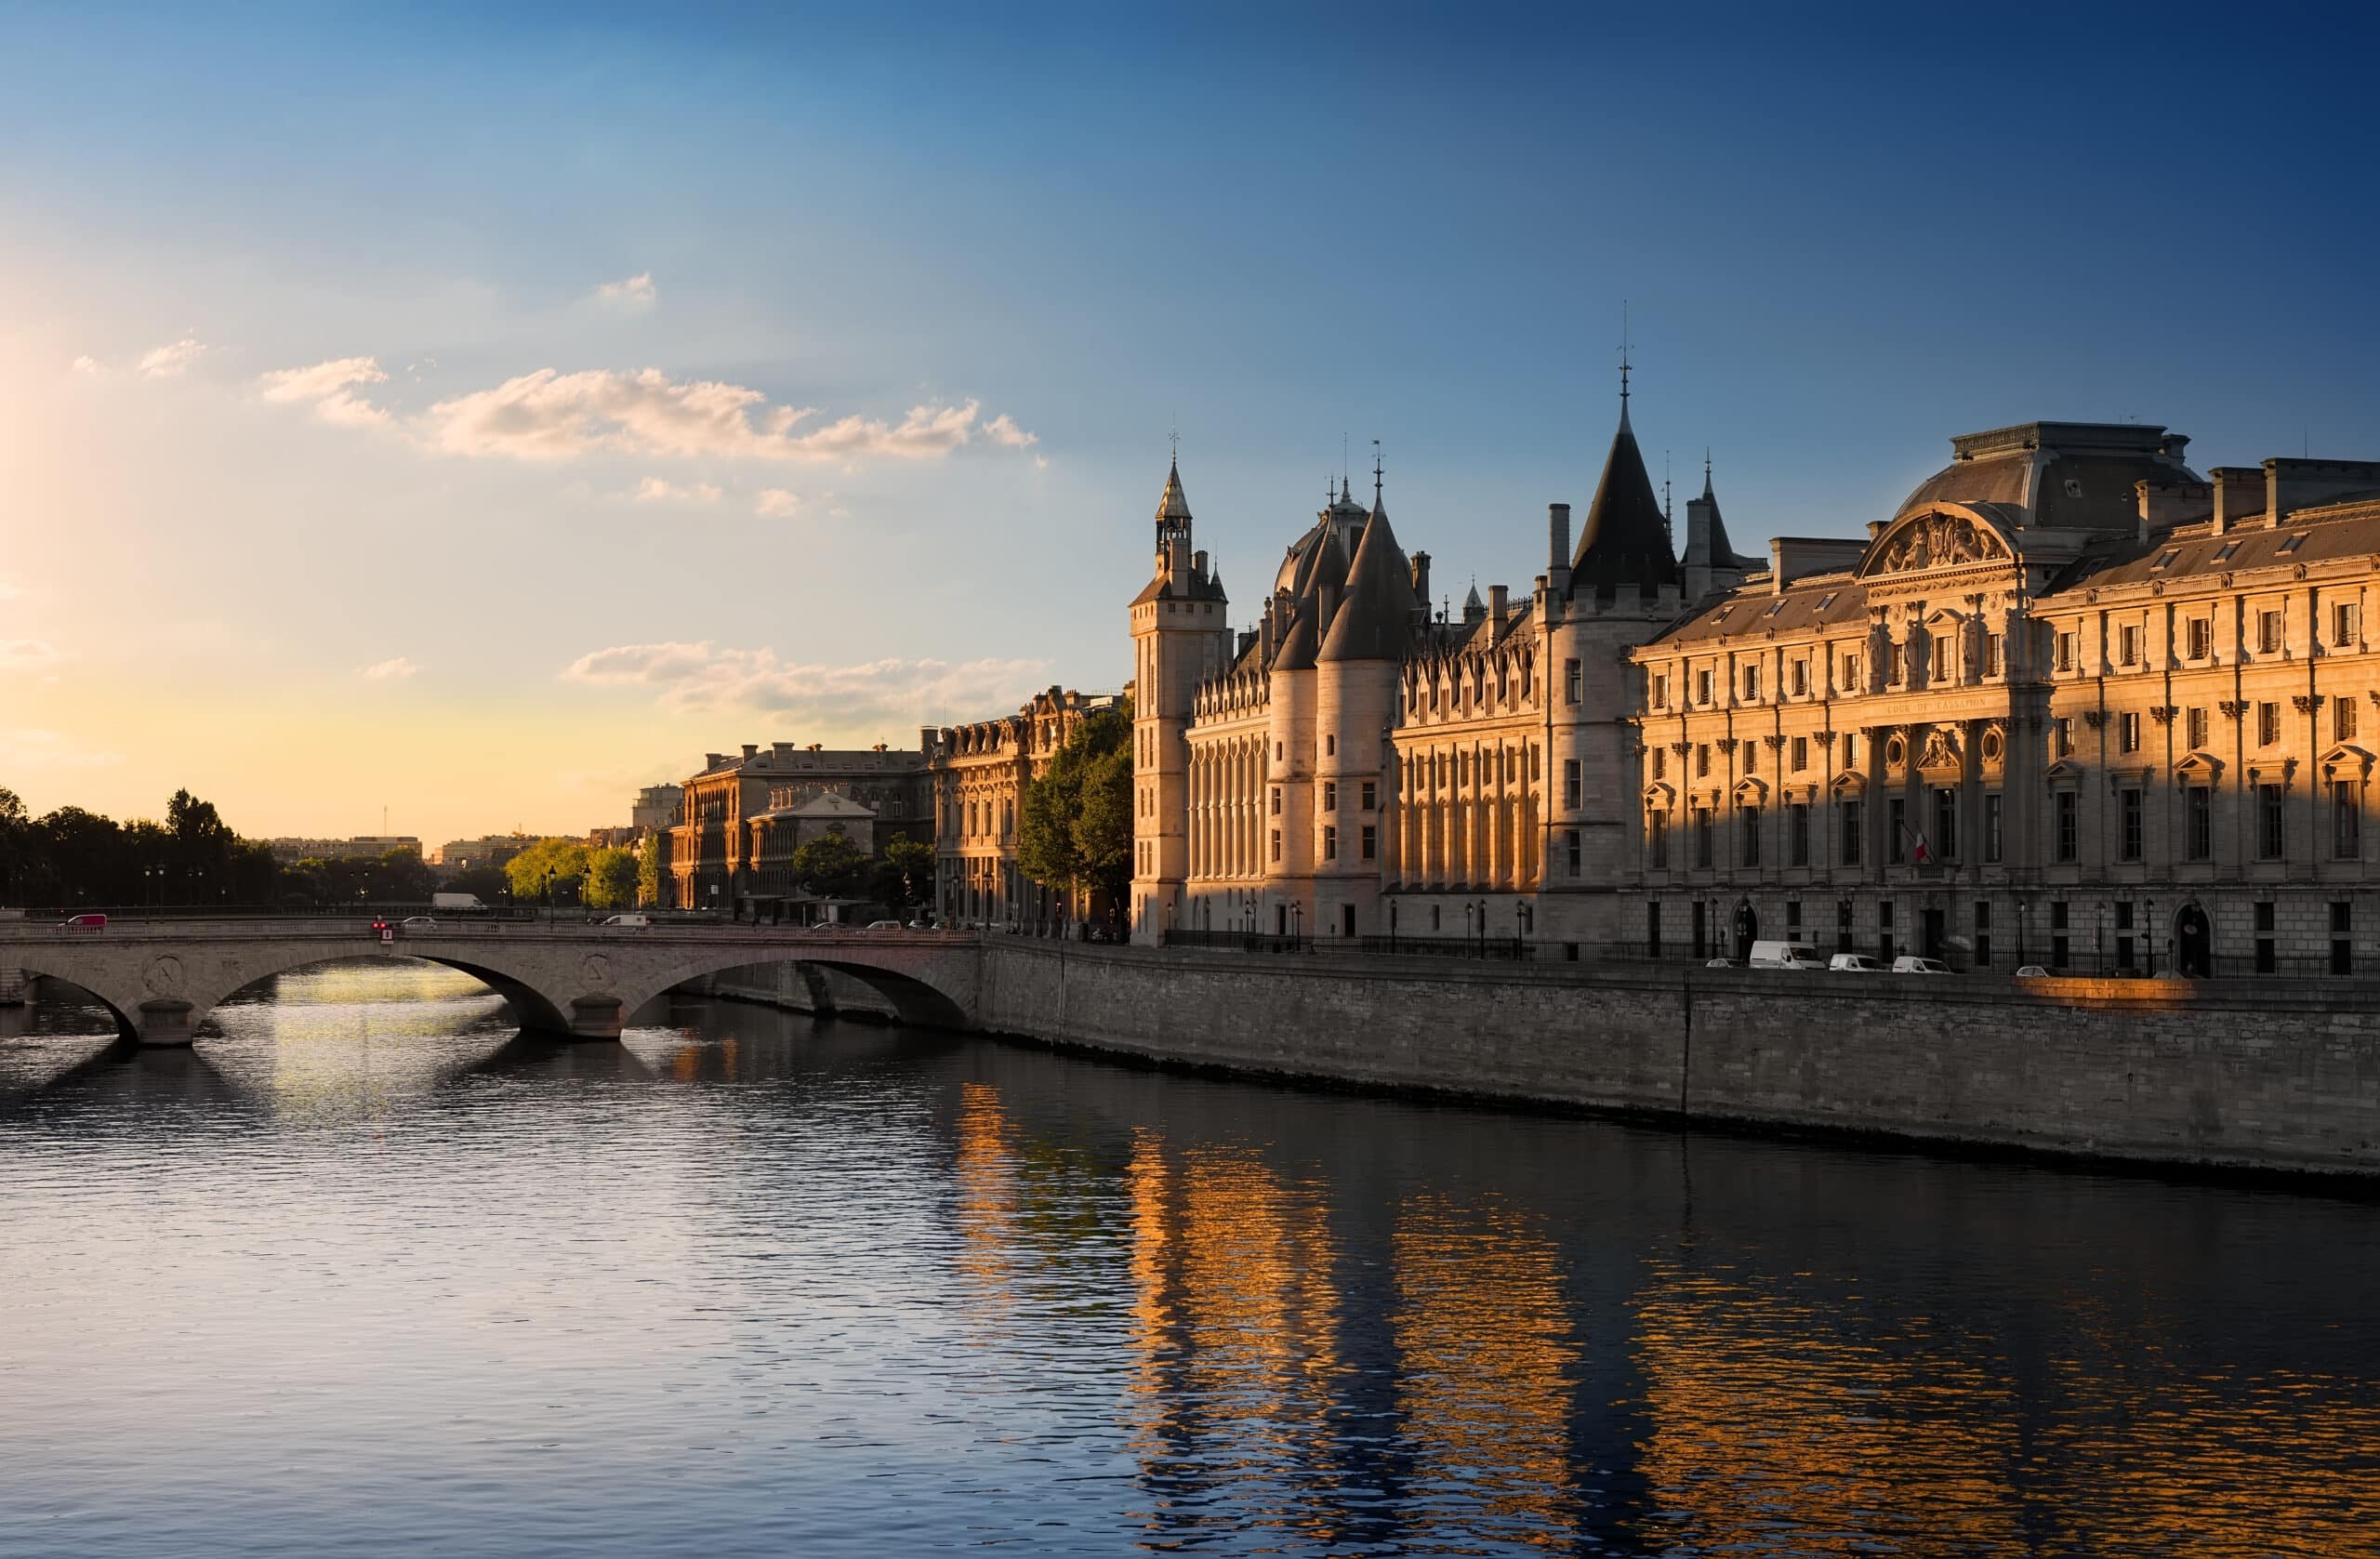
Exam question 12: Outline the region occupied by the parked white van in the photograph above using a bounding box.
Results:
[1829,953,1889,972]
[599,914,652,928]
[1748,940,1829,970]
[1891,956,1953,974]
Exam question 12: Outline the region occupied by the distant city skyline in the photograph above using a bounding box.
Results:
[4,4,2376,843]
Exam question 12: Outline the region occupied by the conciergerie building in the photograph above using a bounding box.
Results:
[1129,391,2380,976]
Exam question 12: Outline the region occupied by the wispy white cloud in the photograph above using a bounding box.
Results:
[70,354,103,377]
[0,727,122,770]
[357,655,421,680]
[419,367,999,466]
[754,487,801,518]
[983,413,1038,449]
[628,476,721,505]
[593,271,657,309]
[258,356,390,427]
[562,641,1050,727]
[0,639,65,671]
[139,337,207,378]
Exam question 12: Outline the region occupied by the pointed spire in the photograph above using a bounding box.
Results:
[1617,298,1633,432]
[1320,491,1417,663]
[1371,438,1384,512]
[1571,390,1680,598]
[1155,456,1191,523]
[1703,446,1714,500]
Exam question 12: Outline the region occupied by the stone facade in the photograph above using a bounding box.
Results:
[1130,406,2380,975]
[925,687,1121,928]
[665,740,930,910]
[1632,425,2380,975]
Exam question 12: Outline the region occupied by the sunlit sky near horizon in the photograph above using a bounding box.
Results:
[4,3,2377,846]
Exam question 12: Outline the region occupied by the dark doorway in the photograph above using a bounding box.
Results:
[1732,899,1758,961]
[1276,904,1287,937]
[1691,901,1708,959]
[1924,906,1947,962]
[2175,902,2212,978]
[1341,904,1355,938]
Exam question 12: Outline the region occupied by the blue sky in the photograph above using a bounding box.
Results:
[3,3,2375,841]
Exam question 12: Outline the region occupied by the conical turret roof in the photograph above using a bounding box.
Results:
[1571,403,1679,595]
[1273,593,1321,671]
[1320,503,1418,662]
[1155,457,1192,522]
[1685,461,1759,570]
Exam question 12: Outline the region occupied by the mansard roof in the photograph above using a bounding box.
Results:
[1571,403,1681,596]
[1319,504,1419,662]
[1896,420,2198,530]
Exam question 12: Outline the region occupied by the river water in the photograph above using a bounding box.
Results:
[1,960,2374,1556]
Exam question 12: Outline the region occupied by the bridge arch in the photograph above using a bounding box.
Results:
[3,927,980,1045]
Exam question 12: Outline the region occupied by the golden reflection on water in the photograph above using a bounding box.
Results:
[1123,1129,1345,1543]
[1633,1259,2380,1557]
[1391,1194,1580,1548]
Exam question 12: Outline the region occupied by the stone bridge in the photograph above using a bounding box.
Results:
[0,918,984,1044]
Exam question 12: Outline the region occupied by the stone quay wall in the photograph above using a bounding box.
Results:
[974,942,2380,1177]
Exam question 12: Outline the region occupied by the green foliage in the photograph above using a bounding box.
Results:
[790,832,866,898]
[635,835,664,908]
[282,847,437,906]
[584,847,639,910]
[1015,699,1133,908]
[443,865,510,904]
[504,838,592,903]
[869,834,935,910]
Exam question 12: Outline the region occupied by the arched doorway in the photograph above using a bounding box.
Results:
[2175,901,2213,978]
[1732,897,1759,961]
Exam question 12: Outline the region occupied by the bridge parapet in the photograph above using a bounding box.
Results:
[0,920,984,1045]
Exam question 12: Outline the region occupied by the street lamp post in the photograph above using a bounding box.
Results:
[2146,897,2156,978]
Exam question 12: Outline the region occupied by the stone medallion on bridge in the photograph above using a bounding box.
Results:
[142,954,187,997]
[580,952,616,991]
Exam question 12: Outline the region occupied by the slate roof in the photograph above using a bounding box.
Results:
[1319,504,1420,662]
[1572,403,1681,596]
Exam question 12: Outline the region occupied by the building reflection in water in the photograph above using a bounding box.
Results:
[1122,1126,1347,1547]
[1390,1193,1581,1549]
[1631,1252,2380,1556]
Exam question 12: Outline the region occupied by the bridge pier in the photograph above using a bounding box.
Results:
[133,998,200,1047]
[565,997,626,1042]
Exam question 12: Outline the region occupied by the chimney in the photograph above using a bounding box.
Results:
[2210,467,2264,535]
[772,741,793,756]
[2135,476,2209,540]
[1192,548,1208,581]
[705,753,723,770]
[1488,584,1509,641]
[740,743,758,761]
[1410,550,1432,611]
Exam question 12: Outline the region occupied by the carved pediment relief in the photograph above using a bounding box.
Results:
[2044,757,2084,783]
[1916,727,1963,773]
[1732,776,1769,804]
[2174,750,2225,782]
[1643,781,1677,811]
[1829,769,1867,794]
[1866,509,2011,576]
[2320,745,2373,781]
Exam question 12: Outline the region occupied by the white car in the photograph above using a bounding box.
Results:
[401,916,437,931]
[1704,957,1737,968]
[1829,953,1888,972]
[866,919,906,931]
[2014,964,2053,979]
[600,914,652,928]
[1892,956,1953,974]
[1748,939,1828,970]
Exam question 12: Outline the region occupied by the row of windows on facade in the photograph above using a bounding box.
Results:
[1635,782,2367,871]
[1648,696,2363,789]
[947,799,1014,839]
[1641,895,2359,975]
[1647,603,2365,710]
[1227,823,1390,871]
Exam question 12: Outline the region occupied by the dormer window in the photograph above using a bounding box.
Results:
[2151,549,2179,571]
[2280,533,2307,555]
[1817,592,1839,611]
[2214,540,2242,564]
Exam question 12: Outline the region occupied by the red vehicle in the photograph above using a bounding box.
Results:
[63,913,108,931]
